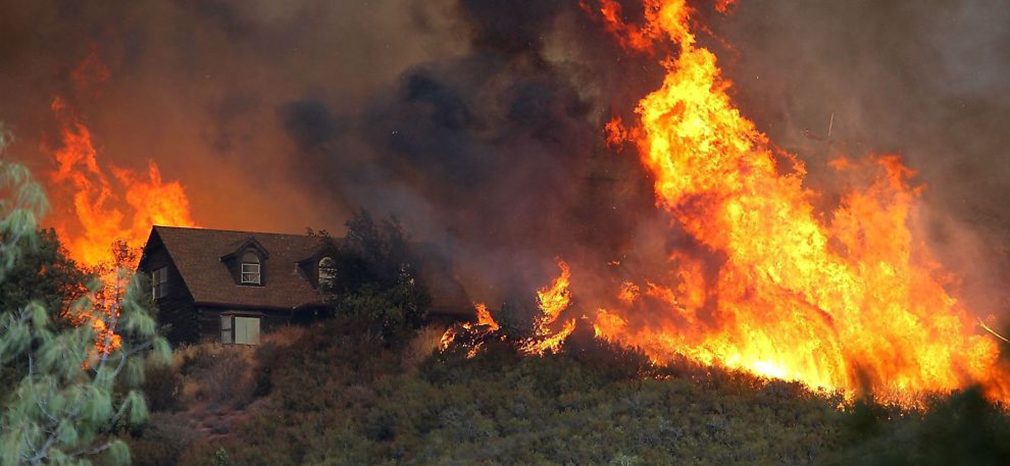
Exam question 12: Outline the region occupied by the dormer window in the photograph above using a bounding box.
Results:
[241,252,261,284]
[318,256,335,289]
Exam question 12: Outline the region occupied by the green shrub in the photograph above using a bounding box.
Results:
[825,387,1010,466]
[125,413,199,466]
[322,210,432,345]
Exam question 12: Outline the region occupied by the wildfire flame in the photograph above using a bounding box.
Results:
[440,261,578,357]
[438,302,502,356]
[521,258,577,356]
[44,56,197,352]
[49,97,196,269]
[475,302,500,331]
[586,0,1010,404]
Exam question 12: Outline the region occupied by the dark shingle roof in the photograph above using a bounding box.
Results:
[150,226,325,309]
[143,226,473,315]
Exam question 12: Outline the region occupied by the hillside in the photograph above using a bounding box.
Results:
[125,317,1010,466]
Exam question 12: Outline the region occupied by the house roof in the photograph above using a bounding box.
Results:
[140,225,473,315]
[146,226,325,310]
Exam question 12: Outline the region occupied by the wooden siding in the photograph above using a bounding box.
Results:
[139,242,200,345]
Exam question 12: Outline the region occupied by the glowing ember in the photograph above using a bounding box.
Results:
[586,0,1010,404]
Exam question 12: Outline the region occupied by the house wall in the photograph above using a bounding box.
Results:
[139,242,201,345]
[197,306,292,343]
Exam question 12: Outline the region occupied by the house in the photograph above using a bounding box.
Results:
[137,225,473,345]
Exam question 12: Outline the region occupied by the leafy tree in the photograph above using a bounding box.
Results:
[0,134,170,466]
[323,210,431,342]
[89,239,145,326]
[0,228,90,326]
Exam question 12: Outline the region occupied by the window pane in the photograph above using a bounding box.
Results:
[152,268,168,298]
[241,264,261,284]
[235,317,260,345]
[318,257,335,288]
[221,315,233,344]
[248,318,260,345]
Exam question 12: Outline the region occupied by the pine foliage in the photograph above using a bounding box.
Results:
[0,131,170,466]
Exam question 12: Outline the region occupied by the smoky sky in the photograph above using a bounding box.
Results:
[1,0,1009,307]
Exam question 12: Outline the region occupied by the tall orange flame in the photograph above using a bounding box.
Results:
[46,93,196,352]
[588,0,1009,404]
[522,258,576,355]
[49,97,196,269]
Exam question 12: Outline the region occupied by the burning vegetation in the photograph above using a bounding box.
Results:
[581,0,1010,405]
[440,258,577,358]
[434,0,1010,407]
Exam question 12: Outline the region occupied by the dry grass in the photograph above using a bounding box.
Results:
[402,325,446,370]
[260,325,306,347]
[174,343,256,409]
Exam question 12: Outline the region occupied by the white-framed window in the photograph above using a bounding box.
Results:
[240,252,261,284]
[318,256,335,289]
[221,315,260,345]
[151,267,168,299]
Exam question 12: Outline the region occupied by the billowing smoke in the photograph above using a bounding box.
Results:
[275,0,668,298]
[1,0,1008,308]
